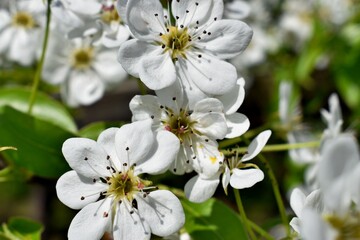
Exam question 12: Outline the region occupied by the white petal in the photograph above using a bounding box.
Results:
[136,190,185,237]
[113,203,151,240]
[135,131,180,175]
[115,120,155,166]
[224,0,251,20]
[193,98,224,114]
[68,198,112,240]
[222,166,231,194]
[62,138,110,178]
[229,168,264,189]
[217,78,245,115]
[92,49,128,85]
[318,135,360,211]
[183,54,237,95]
[101,24,131,48]
[225,112,250,138]
[116,0,128,23]
[65,71,104,107]
[184,175,219,203]
[241,130,271,162]
[97,127,122,170]
[9,29,38,66]
[196,19,253,59]
[118,39,160,77]
[171,0,223,28]
[290,188,306,218]
[129,95,162,122]
[56,170,106,210]
[289,217,301,234]
[192,112,228,140]
[139,53,177,90]
[155,80,186,110]
[42,62,71,85]
[192,138,223,178]
[0,10,10,30]
[67,0,102,15]
[0,27,14,54]
[126,0,165,40]
[301,208,337,240]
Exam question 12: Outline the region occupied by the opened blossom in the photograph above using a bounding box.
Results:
[0,0,45,65]
[130,79,249,179]
[118,0,253,105]
[56,120,184,240]
[42,34,127,107]
[185,130,271,203]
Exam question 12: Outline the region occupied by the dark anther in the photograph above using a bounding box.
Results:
[173,168,177,172]
[172,97,176,101]
[205,139,209,142]
[203,30,207,34]
[195,2,199,6]
[162,44,166,49]
[186,10,189,13]
[159,33,163,36]
[198,37,201,40]
[198,54,202,58]
[214,17,217,21]
[84,157,88,161]
[126,147,129,151]
[106,166,111,170]
[196,21,199,24]
[132,199,138,210]
[123,163,128,166]
[167,28,170,32]
[180,24,184,28]
[100,177,107,183]
[186,160,190,164]
[208,32,211,35]
[154,13,158,16]
[107,155,110,160]
[193,156,196,159]
[151,115,154,119]
[93,179,96,183]
[81,196,85,200]
[176,16,179,19]
[160,105,164,109]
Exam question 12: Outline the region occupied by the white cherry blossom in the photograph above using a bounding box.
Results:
[118,0,253,106]
[185,130,271,203]
[42,33,127,107]
[0,0,46,65]
[56,121,184,240]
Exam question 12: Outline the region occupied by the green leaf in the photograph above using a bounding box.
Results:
[79,121,126,140]
[0,87,77,133]
[0,217,43,240]
[0,106,73,178]
[181,198,247,240]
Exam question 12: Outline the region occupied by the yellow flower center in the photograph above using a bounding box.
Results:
[12,12,35,29]
[101,6,121,24]
[71,47,94,69]
[106,169,151,203]
[325,213,360,240]
[161,26,191,60]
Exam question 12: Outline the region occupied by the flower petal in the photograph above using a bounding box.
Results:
[183,53,237,96]
[217,78,245,115]
[196,19,253,59]
[290,188,306,218]
[229,168,264,189]
[116,0,128,23]
[68,198,112,240]
[224,0,251,20]
[171,0,223,28]
[67,0,102,15]
[139,53,177,90]
[130,95,162,122]
[126,0,165,40]
[136,190,185,237]
[62,138,110,178]
[193,98,224,113]
[63,71,104,107]
[192,112,228,140]
[225,112,250,138]
[118,39,160,77]
[92,49,128,85]
[241,130,271,162]
[113,203,151,240]
[222,166,231,194]
[9,29,38,66]
[135,130,180,175]
[56,170,106,210]
[0,27,14,54]
[301,208,337,240]
[184,175,219,203]
[97,127,122,170]
[115,120,155,166]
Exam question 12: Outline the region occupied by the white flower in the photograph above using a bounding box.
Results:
[51,0,131,48]
[290,136,360,240]
[42,34,127,107]
[184,130,271,203]
[320,93,343,141]
[118,0,253,105]
[56,120,184,240]
[0,0,46,65]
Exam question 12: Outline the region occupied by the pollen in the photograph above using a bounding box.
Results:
[12,12,35,29]
[325,213,360,239]
[71,47,94,69]
[210,156,217,164]
[101,5,121,24]
[161,26,191,60]
[163,107,197,142]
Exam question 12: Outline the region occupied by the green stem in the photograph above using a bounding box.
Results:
[248,220,274,240]
[257,153,291,237]
[233,189,257,240]
[222,141,320,154]
[28,0,52,114]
